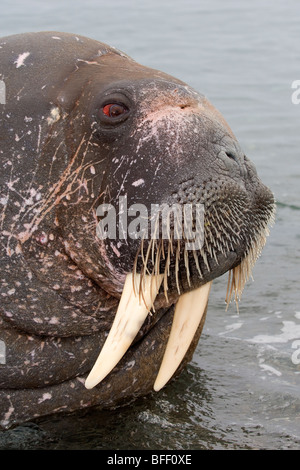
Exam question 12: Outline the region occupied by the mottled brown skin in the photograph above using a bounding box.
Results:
[0,32,275,429]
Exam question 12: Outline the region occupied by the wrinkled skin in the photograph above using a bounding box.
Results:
[0,32,275,429]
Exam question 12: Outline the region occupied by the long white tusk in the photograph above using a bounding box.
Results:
[85,273,163,390]
[153,281,212,392]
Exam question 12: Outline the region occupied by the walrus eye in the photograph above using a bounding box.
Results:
[102,103,129,119]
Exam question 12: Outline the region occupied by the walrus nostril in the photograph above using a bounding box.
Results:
[223,150,248,178]
[225,151,238,162]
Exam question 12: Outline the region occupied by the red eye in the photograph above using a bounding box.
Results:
[102,103,128,118]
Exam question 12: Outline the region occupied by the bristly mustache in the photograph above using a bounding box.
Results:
[132,200,276,310]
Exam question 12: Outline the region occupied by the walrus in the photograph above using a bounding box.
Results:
[0,31,275,429]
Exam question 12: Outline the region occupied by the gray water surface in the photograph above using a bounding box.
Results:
[0,0,299,450]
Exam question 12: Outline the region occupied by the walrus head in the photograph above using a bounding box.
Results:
[0,32,275,427]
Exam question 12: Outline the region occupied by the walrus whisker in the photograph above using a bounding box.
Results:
[175,238,181,294]
[212,247,219,265]
[144,238,153,276]
[151,238,156,267]
[140,235,145,259]
[132,245,141,297]
[166,210,171,243]
[138,264,148,309]
[169,231,174,256]
[166,239,171,277]
[163,261,169,303]
[161,237,165,260]
[200,248,210,272]
[193,249,203,278]
[154,240,167,300]
[151,215,160,265]
[184,247,191,287]
[161,239,172,303]
[225,222,273,311]
[225,267,232,307]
